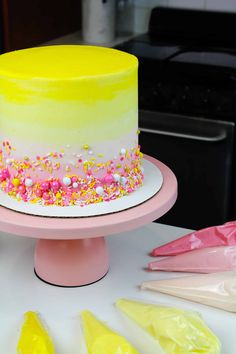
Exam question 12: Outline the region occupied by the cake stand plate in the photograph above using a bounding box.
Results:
[0,156,177,286]
[0,158,163,217]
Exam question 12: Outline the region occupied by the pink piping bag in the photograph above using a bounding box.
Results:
[141,271,236,312]
[148,245,236,273]
[152,221,236,256]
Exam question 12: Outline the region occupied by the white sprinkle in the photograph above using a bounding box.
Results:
[96,186,104,195]
[140,166,144,173]
[6,158,14,165]
[25,178,33,187]
[120,148,126,155]
[113,174,121,182]
[63,177,71,186]
[120,176,127,185]
[72,182,78,188]
[88,150,93,155]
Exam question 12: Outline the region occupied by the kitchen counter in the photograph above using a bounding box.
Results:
[42,30,136,48]
[0,222,235,353]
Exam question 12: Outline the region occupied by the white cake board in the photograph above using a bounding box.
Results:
[0,159,163,217]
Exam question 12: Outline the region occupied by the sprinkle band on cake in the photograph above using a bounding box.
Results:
[0,140,143,206]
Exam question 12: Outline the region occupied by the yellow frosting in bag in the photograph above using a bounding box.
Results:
[81,310,139,354]
[17,312,54,354]
[116,299,221,354]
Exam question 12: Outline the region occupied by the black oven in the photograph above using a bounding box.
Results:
[116,7,236,229]
[139,110,234,230]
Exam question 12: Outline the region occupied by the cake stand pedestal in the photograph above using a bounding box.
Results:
[0,156,177,287]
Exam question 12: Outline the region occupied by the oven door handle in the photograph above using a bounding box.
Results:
[139,127,227,142]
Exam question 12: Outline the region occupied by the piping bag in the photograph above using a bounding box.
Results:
[81,310,139,354]
[149,245,236,273]
[116,298,221,354]
[152,221,236,256]
[141,271,236,312]
[116,310,165,354]
[17,311,54,354]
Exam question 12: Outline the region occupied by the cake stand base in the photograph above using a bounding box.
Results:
[34,237,109,287]
[0,156,177,287]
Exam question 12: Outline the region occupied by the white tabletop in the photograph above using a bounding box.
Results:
[0,222,235,354]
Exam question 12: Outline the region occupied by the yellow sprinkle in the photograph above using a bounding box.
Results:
[56,192,61,199]
[83,144,90,150]
[98,153,104,158]
[30,198,40,204]
[12,178,20,187]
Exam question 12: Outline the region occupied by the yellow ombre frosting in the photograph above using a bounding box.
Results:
[81,310,139,354]
[0,45,144,208]
[0,45,138,144]
[17,311,54,354]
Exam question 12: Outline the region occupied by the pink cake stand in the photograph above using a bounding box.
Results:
[0,156,177,287]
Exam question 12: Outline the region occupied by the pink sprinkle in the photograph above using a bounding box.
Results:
[18,185,26,194]
[35,189,42,197]
[51,180,60,192]
[42,192,50,200]
[71,176,78,183]
[8,182,14,191]
[41,181,50,191]
[104,174,113,185]
[2,169,10,179]
[0,173,5,182]
[22,195,28,202]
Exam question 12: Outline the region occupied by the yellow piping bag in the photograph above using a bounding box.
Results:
[116,299,221,354]
[17,311,54,354]
[81,310,139,354]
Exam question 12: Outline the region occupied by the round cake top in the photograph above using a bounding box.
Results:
[0,45,138,80]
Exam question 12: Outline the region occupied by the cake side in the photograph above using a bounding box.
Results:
[0,45,143,207]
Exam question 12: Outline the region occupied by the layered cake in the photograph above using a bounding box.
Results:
[0,45,143,209]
